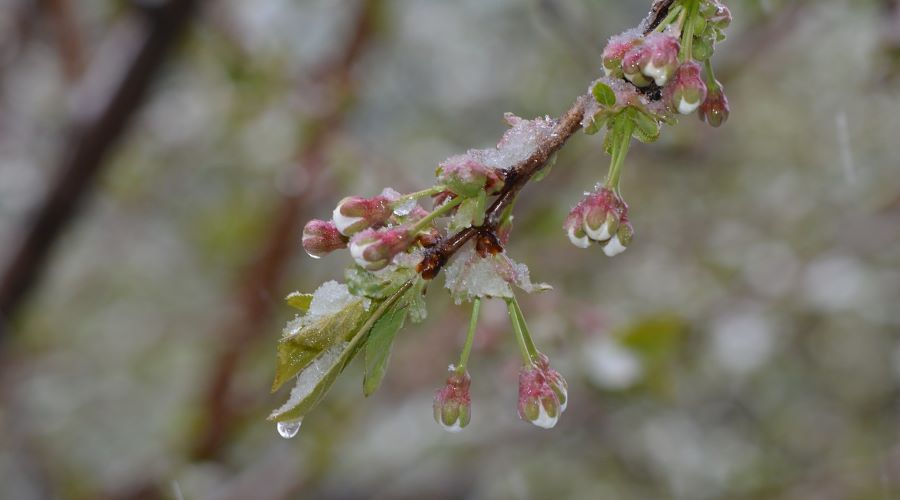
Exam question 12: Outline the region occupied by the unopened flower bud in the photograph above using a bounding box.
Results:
[602,32,639,78]
[601,220,634,257]
[518,365,561,429]
[581,187,622,242]
[563,203,590,249]
[535,353,568,413]
[437,155,504,197]
[433,368,471,432]
[301,219,347,258]
[348,227,413,271]
[332,195,394,236]
[698,82,730,127]
[704,1,732,29]
[666,62,708,115]
[622,33,680,87]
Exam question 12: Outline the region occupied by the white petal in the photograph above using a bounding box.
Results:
[349,239,376,267]
[439,420,465,433]
[332,207,364,235]
[678,97,700,115]
[602,235,628,257]
[567,226,591,249]
[530,404,559,429]
[643,61,669,86]
[584,221,611,242]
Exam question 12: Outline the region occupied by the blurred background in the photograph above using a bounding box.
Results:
[2,0,900,499]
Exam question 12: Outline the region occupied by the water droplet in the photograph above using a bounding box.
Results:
[393,199,416,216]
[277,419,302,439]
[304,249,322,260]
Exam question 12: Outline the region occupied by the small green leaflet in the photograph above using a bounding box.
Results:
[269,281,413,423]
[285,292,313,312]
[363,298,410,396]
[591,81,617,107]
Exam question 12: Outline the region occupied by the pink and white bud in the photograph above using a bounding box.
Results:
[437,155,504,197]
[348,227,413,271]
[601,219,634,257]
[433,368,472,432]
[622,33,680,87]
[698,82,730,127]
[534,353,568,413]
[563,203,590,249]
[332,195,394,236]
[301,219,347,258]
[666,62,708,115]
[581,187,623,242]
[518,364,561,429]
[602,32,639,78]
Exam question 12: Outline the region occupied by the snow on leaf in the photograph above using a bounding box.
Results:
[444,247,551,305]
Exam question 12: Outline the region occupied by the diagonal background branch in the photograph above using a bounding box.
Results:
[0,0,202,344]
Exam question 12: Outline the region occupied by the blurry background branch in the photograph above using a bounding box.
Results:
[0,0,202,344]
[189,0,383,463]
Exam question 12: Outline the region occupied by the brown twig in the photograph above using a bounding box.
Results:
[44,0,85,81]
[416,1,675,280]
[0,0,201,343]
[188,0,383,462]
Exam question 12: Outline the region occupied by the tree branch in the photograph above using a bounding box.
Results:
[0,0,201,343]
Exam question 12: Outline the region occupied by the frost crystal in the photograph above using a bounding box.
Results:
[282,281,360,338]
[393,198,416,216]
[270,341,347,419]
[444,248,550,304]
[469,114,557,171]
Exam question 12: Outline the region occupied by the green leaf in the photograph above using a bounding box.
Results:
[591,80,617,107]
[449,197,478,233]
[472,189,486,226]
[270,281,413,423]
[285,292,313,312]
[533,153,557,182]
[363,299,410,396]
[627,108,661,144]
[272,298,372,391]
[346,264,415,300]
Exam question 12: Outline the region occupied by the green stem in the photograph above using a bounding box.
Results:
[409,195,464,234]
[510,296,539,360]
[394,186,444,206]
[703,58,720,89]
[680,0,698,62]
[604,117,635,192]
[457,298,480,371]
[507,298,533,365]
[655,4,683,32]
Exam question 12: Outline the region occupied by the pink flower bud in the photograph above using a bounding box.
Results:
[433,368,471,432]
[581,187,624,242]
[535,353,568,413]
[518,364,561,429]
[348,227,413,271]
[437,155,504,197]
[332,195,394,236]
[698,82,730,127]
[665,62,708,115]
[563,203,590,249]
[704,1,732,28]
[622,33,680,87]
[602,32,639,78]
[301,219,347,258]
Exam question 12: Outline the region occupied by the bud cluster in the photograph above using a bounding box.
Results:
[518,353,568,429]
[433,367,472,432]
[564,186,633,256]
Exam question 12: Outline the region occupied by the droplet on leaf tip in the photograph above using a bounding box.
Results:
[277,419,302,439]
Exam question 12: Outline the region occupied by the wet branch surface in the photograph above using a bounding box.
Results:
[417,1,672,280]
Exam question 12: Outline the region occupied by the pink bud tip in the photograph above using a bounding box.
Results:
[348,226,413,271]
[332,194,394,236]
[698,82,730,127]
[433,368,472,432]
[301,219,347,258]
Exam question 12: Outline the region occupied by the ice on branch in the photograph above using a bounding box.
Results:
[444,247,551,305]
[466,113,557,171]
